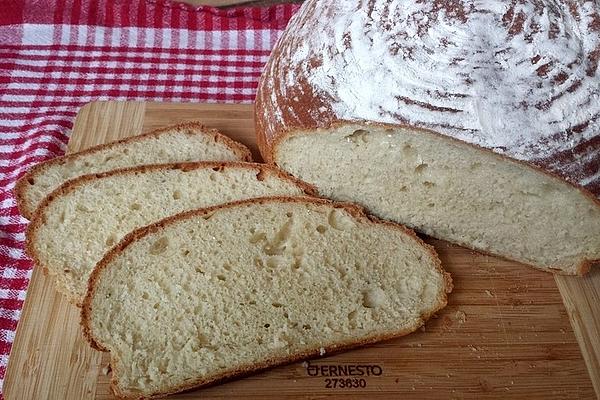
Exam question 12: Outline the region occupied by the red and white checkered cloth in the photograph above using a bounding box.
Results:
[0,0,298,393]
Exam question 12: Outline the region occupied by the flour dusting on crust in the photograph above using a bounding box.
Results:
[256,0,600,195]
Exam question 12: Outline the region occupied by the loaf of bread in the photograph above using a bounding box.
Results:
[27,163,313,305]
[255,0,600,275]
[81,197,451,399]
[16,121,252,219]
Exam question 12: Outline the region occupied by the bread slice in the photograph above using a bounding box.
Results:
[269,125,600,275]
[81,197,451,399]
[27,163,313,305]
[16,121,252,219]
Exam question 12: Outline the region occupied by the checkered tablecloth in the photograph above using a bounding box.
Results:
[0,0,298,393]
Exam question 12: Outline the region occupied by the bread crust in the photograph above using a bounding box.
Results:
[15,120,253,219]
[80,196,452,399]
[25,162,318,306]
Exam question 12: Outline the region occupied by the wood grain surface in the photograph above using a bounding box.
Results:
[4,101,597,399]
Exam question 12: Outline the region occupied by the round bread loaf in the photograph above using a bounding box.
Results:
[255,0,600,275]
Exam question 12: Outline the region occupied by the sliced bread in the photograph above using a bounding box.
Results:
[16,121,252,219]
[27,163,313,305]
[81,197,452,399]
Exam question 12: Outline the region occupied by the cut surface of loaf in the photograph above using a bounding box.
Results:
[274,125,600,275]
[16,121,252,219]
[255,0,600,275]
[27,163,312,305]
[82,197,451,399]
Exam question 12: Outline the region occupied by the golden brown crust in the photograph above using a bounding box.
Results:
[80,196,451,399]
[26,162,318,307]
[15,121,253,219]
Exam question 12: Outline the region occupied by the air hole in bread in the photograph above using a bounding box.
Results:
[345,129,370,144]
[291,258,302,269]
[222,263,231,271]
[316,225,327,234]
[256,170,267,181]
[141,292,149,300]
[195,266,204,274]
[172,190,182,200]
[302,324,311,330]
[216,274,226,281]
[104,155,115,163]
[212,165,224,172]
[130,203,141,211]
[415,163,429,174]
[328,209,354,231]
[59,211,66,224]
[182,249,190,256]
[149,237,169,255]
[263,244,284,256]
[362,287,385,308]
[264,323,270,328]
[399,186,408,192]
[249,232,267,244]
[272,302,284,308]
[335,265,347,279]
[105,235,117,247]
[423,181,435,188]
[402,143,415,155]
[27,177,35,185]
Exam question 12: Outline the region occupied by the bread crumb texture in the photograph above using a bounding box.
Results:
[32,164,307,303]
[86,199,449,398]
[277,125,600,274]
[19,123,249,218]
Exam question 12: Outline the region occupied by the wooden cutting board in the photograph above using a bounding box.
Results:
[5,101,600,399]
